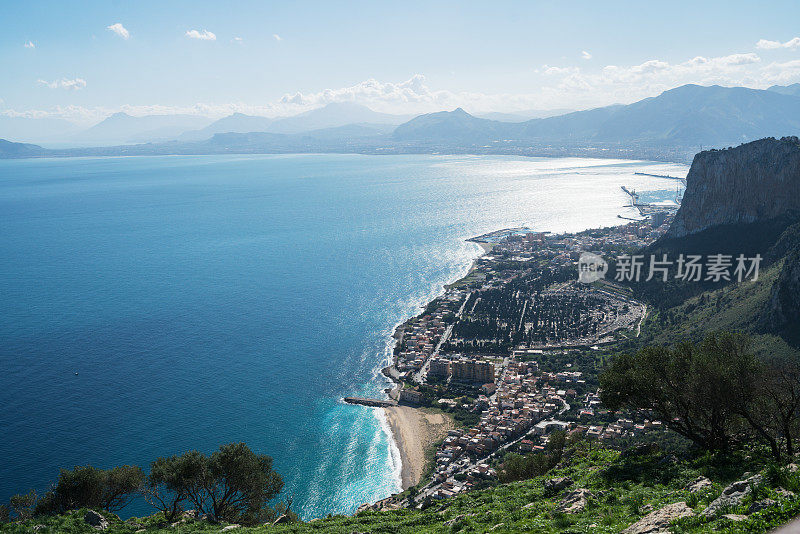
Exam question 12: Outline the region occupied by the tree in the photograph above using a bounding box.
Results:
[142,456,189,522]
[145,443,285,525]
[499,431,566,483]
[600,332,759,451]
[34,465,144,515]
[735,355,800,460]
[762,358,800,457]
[9,491,37,521]
[103,466,146,512]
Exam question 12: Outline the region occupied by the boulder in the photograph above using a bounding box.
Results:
[544,477,574,493]
[685,476,712,492]
[221,525,241,531]
[559,488,593,513]
[749,498,776,513]
[703,474,762,517]
[622,502,694,534]
[83,510,109,531]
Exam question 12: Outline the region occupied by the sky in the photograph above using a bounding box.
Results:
[3,0,800,125]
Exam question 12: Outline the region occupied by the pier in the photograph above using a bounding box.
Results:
[635,171,688,187]
[620,185,641,207]
[343,397,397,408]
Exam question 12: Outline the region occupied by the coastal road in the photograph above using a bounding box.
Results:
[411,323,453,383]
[411,291,473,384]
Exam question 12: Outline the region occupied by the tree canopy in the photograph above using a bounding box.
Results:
[600,332,800,459]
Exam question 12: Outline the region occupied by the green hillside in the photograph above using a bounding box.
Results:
[5,442,800,533]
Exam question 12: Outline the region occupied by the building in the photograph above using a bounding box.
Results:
[451,359,495,383]
[429,357,451,377]
[399,388,423,405]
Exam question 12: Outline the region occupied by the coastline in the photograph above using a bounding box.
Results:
[383,405,453,489]
[377,238,490,491]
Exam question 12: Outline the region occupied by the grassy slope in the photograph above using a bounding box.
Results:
[638,260,797,359]
[6,443,800,533]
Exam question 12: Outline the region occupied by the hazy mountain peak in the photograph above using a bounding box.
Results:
[768,83,800,97]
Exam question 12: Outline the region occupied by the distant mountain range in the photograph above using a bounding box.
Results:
[474,109,574,122]
[71,112,213,145]
[0,116,81,144]
[768,83,800,97]
[3,83,800,161]
[179,102,410,141]
[394,84,800,147]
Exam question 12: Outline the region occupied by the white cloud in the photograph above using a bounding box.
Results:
[232,37,243,44]
[37,78,87,90]
[24,41,35,49]
[543,65,579,76]
[106,23,130,40]
[10,48,800,126]
[581,50,592,60]
[273,34,282,41]
[756,37,800,50]
[185,29,216,41]
[534,52,772,107]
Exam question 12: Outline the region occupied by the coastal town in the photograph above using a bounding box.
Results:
[351,194,680,512]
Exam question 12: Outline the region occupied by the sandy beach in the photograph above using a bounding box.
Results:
[384,406,453,489]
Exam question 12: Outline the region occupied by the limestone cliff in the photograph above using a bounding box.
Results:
[667,137,800,238]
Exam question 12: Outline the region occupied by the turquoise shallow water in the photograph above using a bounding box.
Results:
[0,154,686,519]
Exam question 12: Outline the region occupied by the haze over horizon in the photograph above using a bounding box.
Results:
[4,0,800,128]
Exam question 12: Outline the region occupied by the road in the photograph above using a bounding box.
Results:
[411,291,472,384]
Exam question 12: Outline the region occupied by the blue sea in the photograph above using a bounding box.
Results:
[0,154,687,519]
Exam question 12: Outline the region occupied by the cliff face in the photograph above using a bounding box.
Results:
[667,137,800,238]
[760,247,800,346]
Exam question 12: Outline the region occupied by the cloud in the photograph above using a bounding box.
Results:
[756,37,800,50]
[581,50,592,60]
[543,65,580,76]
[24,41,35,49]
[10,47,800,127]
[273,34,282,41]
[107,23,130,40]
[232,37,243,44]
[185,29,216,41]
[37,78,87,90]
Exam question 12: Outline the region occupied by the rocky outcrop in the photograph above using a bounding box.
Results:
[685,476,712,493]
[83,510,109,530]
[667,137,800,238]
[703,474,763,517]
[760,247,800,346]
[544,477,574,493]
[622,502,694,534]
[558,488,593,513]
[749,498,777,513]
